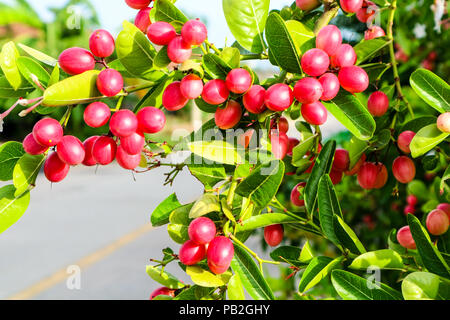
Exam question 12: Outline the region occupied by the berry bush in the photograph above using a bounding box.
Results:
[0,0,449,300]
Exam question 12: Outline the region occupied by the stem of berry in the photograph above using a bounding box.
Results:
[240,53,269,61]
[204,40,221,54]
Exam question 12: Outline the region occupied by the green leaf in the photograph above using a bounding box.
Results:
[189,193,221,219]
[151,193,182,227]
[440,166,450,194]
[299,256,344,293]
[318,175,343,247]
[0,76,33,98]
[410,124,449,158]
[116,21,157,80]
[265,13,302,73]
[235,213,298,233]
[174,285,212,300]
[270,246,308,267]
[410,68,450,113]
[401,116,437,134]
[167,203,194,244]
[333,215,366,255]
[354,37,391,65]
[189,140,243,165]
[186,266,232,287]
[222,0,270,54]
[18,43,57,67]
[0,41,24,90]
[153,0,188,23]
[0,185,30,234]
[331,270,403,300]
[235,160,285,209]
[323,91,376,141]
[402,272,441,300]
[146,265,185,289]
[12,154,45,197]
[349,249,404,270]
[304,140,336,216]
[134,75,173,112]
[153,47,171,69]
[220,47,241,69]
[292,133,317,167]
[230,243,275,300]
[16,56,50,90]
[202,54,232,80]
[0,142,25,181]
[187,163,227,189]
[347,136,368,168]
[407,214,450,278]
[285,20,315,55]
[227,274,246,300]
[194,98,220,113]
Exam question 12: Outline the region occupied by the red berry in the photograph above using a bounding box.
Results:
[397,131,416,154]
[356,1,377,23]
[120,131,145,155]
[57,136,85,166]
[301,48,330,77]
[437,204,450,221]
[319,73,340,101]
[340,0,363,13]
[92,136,117,165]
[125,0,151,10]
[89,29,115,58]
[207,236,234,275]
[333,149,350,171]
[338,66,369,93]
[437,112,450,133]
[358,162,378,189]
[215,100,242,130]
[345,153,366,176]
[137,107,166,134]
[264,225,284,247]
[330,169,344,185]
[316,25,342,56]
[407,195,418,206]
[109,110,138,138]
[426,209,449,236]
[58,47,95,75]
[116,145,141,170]
[404,205,416,215]
[97,69,123,97]
[397,226,416,250]
[167,36,192,64]
[294,77,324,104]
[274,117,290,134]
[181,19,208,46]
[163,81,189,111]
[134,7,152,33]
[225,68,252,94]
[364,26,386,40]
[180,240,206,265]
[150,287,175,300]
[82,136,100,167]
[367,91,389,117]
[291,182,307,207]
[180,74,204,100]
[295,0,321,11]
[373,163,388,189]
[243,85,266,114]
[301,101,328,126]
[84,102,111,128]
[188,217,216,245]
[331,44,357,68]
[265,83,294,112]
[32,118,63,147]
[147,22,177,45]
[392,156,416,184]
[23,133,48,155]
[202,79,229,105]
[270,132,289,160]
[44,152,70,183]
[287,137,300,157]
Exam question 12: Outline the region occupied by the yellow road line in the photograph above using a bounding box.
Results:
[8,223,155,300]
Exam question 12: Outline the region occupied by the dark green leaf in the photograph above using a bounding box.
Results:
[354,37,391,65]
[410,68,450,113]
[318,175,343,247]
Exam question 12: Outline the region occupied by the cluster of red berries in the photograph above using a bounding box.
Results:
[179,217,234,275]
[397,203,450,249]
[341,0,386,40]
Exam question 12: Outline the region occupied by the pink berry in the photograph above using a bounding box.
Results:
[207,236,234,275]
[167,36,192,64]
[109,109,138,138]
[137,107,166,134]
[301,48,330,77]
[331,44,357,68]
[134,7,152,33]
[338,66,369,93]
[437,112,450,133]
[225,68,252,94]
[147,22,177,46]
[356,1,377,23]
[275,117,290,134]
[426,209,449,236]
[373,163,388,189]
[120,131,145,155]
[301,101,328,126]
[89,29,115,58]
[179,240,206,266]
[316,25,342,57]
[97,69,123,97]
[181,19,208,46]
[125,0,151,10]
[202,79,230,105]
[294,77,323,104]
[392,156,416,184]
[44,152,70,183]
[150,287,175,300]
[397,131,416,154]
[404,205,416,216]
[243,85,266,114]
[333,149,350,171]
[340,0,363,13]
[397,226,416,249]
[270,132,289,160]
[32,118,63,147]
[84,102,111,128]
[215,100,242,130]
[116,145,141,170]
[92,136,117,165]
[264,225,284,247]
[319,73,340,101]
[82,136,100,167]
[407,195,418,206]
[57,136,85,166]
[58,47,95,75]
[437,203,450,220]
[162,81,189,111]
[23,133,48,155]
[367,91,389,117]
[358,162,378,189]
[265,83,294,112]
[188,217,216,245]
[364,26,386,40]
[180,74,204,100]
[295,0,321,11]
[291,182,306,207]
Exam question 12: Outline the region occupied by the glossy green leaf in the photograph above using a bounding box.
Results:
[223,0,270,53]
[0,41,24,90]
[410,124,449,158]
[194,98,220,113]
[151,193,182,227]
[410,68,450,113]
[186,266,232,287]
[402,272,441,300]
[333,215,366,255]
[0,142,25,181]
[153,47,171,69]
[401,116,437,134]
[167,203,193,244]
[0,76,33,98]
[153,0,188,23]
[146,265,185,289]
[349,249,404,270]
[187,163,227,189]
[18,43,57,67]
[270,246,305,267]
[17,56,50,91]
[230,243,275,300]
[227,274,246,300]
[134,75,173,112]
[220,47,241,69]
[12,154,45,197]
[174,285,212,300]
[235,213,298,233]
[299,256,344,293]
[0,185,30,234]
[323,91,376,141]
[285,20,315,55]
[202,54,232,80]
[354,37,391,65]
[318,175,343,247]
[189,140,243,165]
[189,193,221,219]
[292,133,317,167]
[347,136,368,168]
